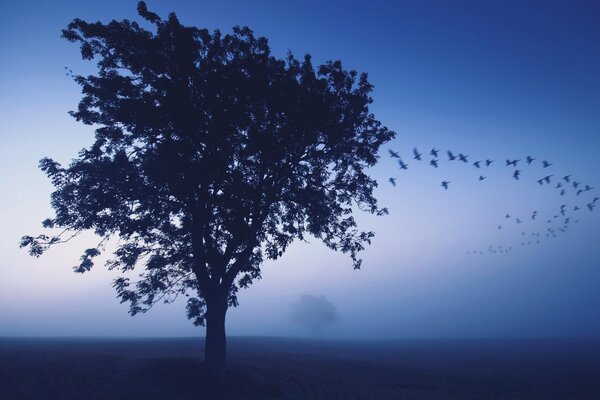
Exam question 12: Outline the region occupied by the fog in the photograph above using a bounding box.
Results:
[1,0,599,339]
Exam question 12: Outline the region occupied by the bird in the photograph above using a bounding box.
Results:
[532,211,538,220]
[506,159,519,167]
[458,153,469,163]
[587,203,595,211]
[398,159,408,170]
[574,206,580,211]
[542,160,552,168]
[584,185,593,191]
[478,175,486,181]
[563,175,572,183]
[537,179,544,185]
[556,182,563,189]
[543,175,553,184]
[389,177,396,186]
[430,148,439,158]
[560,189,566,196]
[526,156,535,165]
[430,159,439,168]
[573,181,580,189]
[577,189,584,196]
[413,148,422,161]
[498,225,502,229]
[388,149,400,158]
[593,197,599,203]
[513,170,521,180]
[560,205,566,216]
[447,151,456,161]
[441,181,450,190]
[516,218,522,224]
[506,214,511,219]
[485,159,494,167]
[473,161,482,168]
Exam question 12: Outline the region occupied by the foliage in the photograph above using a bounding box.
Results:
[21,2,394,325]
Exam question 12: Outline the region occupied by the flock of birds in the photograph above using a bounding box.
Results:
[386,147,598,255]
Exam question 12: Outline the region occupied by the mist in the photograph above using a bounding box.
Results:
[1,0,599,341]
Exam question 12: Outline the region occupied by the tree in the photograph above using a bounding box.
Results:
[21,2,394,380]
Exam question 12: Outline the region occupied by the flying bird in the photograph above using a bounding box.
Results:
[513,170,521,180]
[430,148,439,158]
[389,177,396,186]
[485,159,494,167]
[398,159,408,170]
[542,160,552,168]
[526,156,535,165]
[478,175,486,181]
[413,148,422,161]
[388,149,400,158]
[506,159,519,167]
[543,175,553,184]
[473,161,482,168]
[430,159,439,168]
[447,151,456,161]
[563,175,571,183]
[573,181,580,189]
[441,181,450,190]
[458,153,469,163]
[556,182,563,189]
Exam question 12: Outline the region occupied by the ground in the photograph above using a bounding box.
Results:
[1,337,599,399]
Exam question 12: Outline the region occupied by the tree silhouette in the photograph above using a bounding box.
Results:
[20,2,394,380]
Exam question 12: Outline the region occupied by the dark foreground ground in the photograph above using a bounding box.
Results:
[1,337,599,400]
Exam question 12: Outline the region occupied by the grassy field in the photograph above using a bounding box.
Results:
[1,337,599,399]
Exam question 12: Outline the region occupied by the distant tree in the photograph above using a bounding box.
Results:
[20,2,394,380]
[291,294,338,332]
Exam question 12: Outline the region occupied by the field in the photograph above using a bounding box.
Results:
[1,337,599,399]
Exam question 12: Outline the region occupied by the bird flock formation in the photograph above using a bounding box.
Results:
[387,147,598,255]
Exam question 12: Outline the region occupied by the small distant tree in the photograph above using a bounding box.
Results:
[21,2,394,380]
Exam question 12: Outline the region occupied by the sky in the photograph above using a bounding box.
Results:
[1,0,599,339]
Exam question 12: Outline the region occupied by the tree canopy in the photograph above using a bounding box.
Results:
[21,1,394,329]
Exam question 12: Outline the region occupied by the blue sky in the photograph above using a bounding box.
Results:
[1,0,599,338]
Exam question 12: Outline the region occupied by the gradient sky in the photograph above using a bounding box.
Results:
[1,0,599,339]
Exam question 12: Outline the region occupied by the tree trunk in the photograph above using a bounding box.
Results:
[204,296,228,382]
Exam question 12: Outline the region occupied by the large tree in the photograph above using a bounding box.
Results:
[21,2,394,380]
